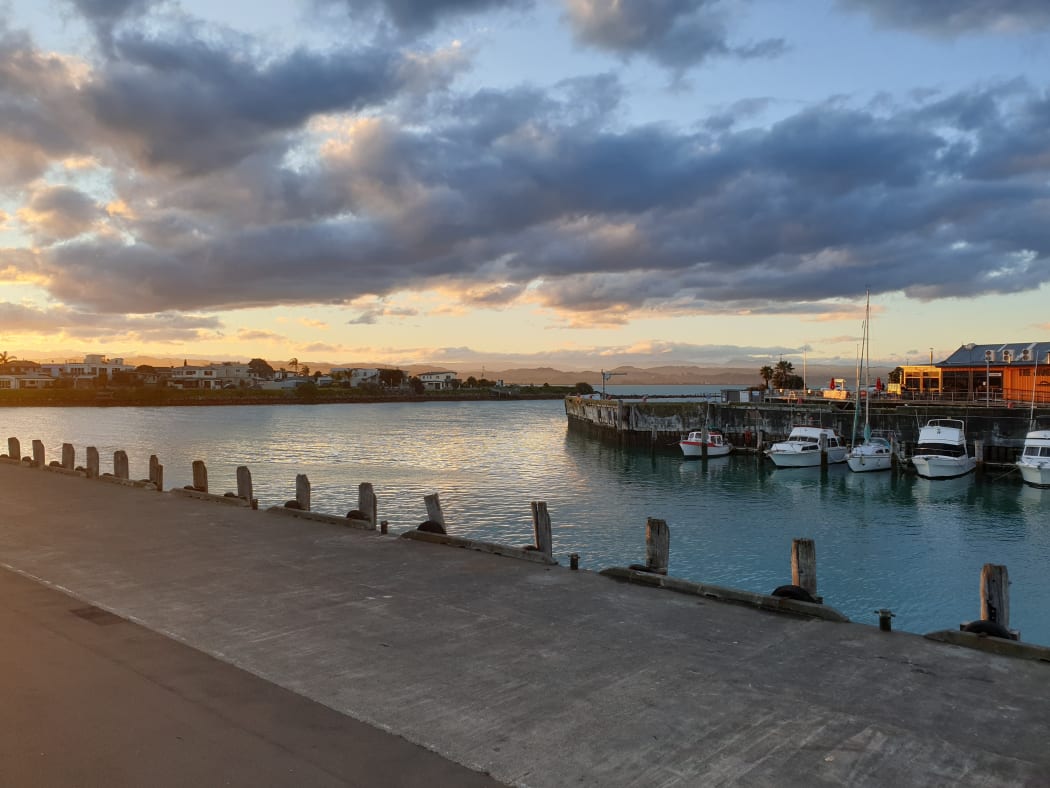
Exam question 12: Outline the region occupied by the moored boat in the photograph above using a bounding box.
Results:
[679,429,732,458]
[1017,429,1050,488]
[767,426,847,467]
[911,418,976,480]
[846,432,894,473]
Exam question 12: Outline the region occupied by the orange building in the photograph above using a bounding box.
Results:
[938,343,1050,404]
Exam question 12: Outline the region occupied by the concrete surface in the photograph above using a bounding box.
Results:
[1,460,1049,787]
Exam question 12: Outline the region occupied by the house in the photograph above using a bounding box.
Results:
[168,361,254,390]
[0,374,54,391]
[330,367,382,387]
[39,355,135,385]
[418,371,459,391]
[938,342,1050,403]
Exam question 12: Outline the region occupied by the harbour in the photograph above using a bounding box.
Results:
[2,394,1049,645]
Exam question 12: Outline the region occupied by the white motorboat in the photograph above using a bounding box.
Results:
[679,429,732,458]
[767,426,847,467]
[911,418,976,480]
[846,432,894,473]
[1017,429,1050,488]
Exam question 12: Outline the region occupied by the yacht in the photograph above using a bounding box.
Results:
[767,426,847,468]
[911,418,976,480]
[1017,429,1050,488]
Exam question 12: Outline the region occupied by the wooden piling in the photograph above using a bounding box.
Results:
[819,433,828,469]
[149,455,164,491]
[530,501,553,558]
[113,450,129,480]
[358,483,377,527]
[7,437,20,461]
[32,440,44,468]
[791,538,818,597]
[86,447,99,479]
[295,473,311,511]
[62,443,75,470]
[192,460,208,492]
[424,493,446,527]
[645,517,670,575]
[980,564,1009,628]
[236,466,253,504]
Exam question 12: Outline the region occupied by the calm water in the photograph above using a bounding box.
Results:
[2,397,1048,644]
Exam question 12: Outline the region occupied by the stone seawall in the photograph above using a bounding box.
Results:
[564,395,1042,462]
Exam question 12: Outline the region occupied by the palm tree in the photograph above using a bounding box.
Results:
[772,360,795,388]
[299,364,310,377]
[759,365,774,389]
[0,351,14,365]
[288,357,299,375]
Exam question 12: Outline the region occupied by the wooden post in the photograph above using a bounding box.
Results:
[358,483,377,527]
[86,447,99,479]
[236,466,253,503]
[7,437,20,460]
[62,443,75,470]
[424,493,446,527]
[295,473,311,511]
[700,428,708,460]
[980,564,1009,628]
[818,433,828,469]
[113,450,129,480]
[974,439,985,478]
[32,440,44,468]
[149,455,164,490]
[791,538,817,597]
[645,517,670,575]
[192,460,208,492]
[531,501,553,558]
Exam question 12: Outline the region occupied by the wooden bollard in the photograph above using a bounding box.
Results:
[149,455,164,491]
[531,501,553,558]
[7,437,20,460]
[645,517,670,575]
[295,473,311,511]
[236,466,253,504]
[791,538,817,597]
[980,564,1009,628]
[423,493,446,532]
[192,460,208,492]
[818,433,828,469]
[113,450,129,480]
[32,440,44,468]
[358,482,377,526]
[86,447,99,479]
[62,443,75,470]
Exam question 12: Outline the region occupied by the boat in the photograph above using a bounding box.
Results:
[846,290,894,472]
[679,429,732,458]
[1017,429,1050,488]
[911,418,976,480]
[767,426,848,467]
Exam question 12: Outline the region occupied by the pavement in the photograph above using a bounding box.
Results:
[1,460,1049,787]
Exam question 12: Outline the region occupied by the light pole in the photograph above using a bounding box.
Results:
[963,343,975,401]
[986,357,990,406]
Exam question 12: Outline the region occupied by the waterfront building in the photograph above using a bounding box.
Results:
[38,355,134,385]
[419,371,458,390]
[168,361,254,390]
[0,374,54,390]
[938,342,1050,403]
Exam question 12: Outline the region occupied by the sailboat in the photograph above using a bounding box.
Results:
[847,291,894,473]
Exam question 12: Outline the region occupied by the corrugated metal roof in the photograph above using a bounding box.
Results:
[939,342,1050,366]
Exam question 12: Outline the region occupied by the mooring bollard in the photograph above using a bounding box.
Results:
[424,493,446,527]
[530,501,553,559]
[236,465,253,503]
[86,447,99,479]
[359,482,377,527]
[32,440,44,468]
[791,538,817,598]
[7,437,20,461]
[380,520,389,535]
[645,517,670,575]
[149,455,165,491]
[875,609,895,632]
[295,473,311,511]
[113,450,129,480]
[192,460,208,492]
[62,443,75,470]
[570,553,580,570]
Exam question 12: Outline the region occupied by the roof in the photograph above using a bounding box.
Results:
[939,342,1050,367]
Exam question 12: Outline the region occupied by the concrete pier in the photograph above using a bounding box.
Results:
[1,461,1049,786]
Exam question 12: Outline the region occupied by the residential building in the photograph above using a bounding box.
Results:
[419,371,459,391]
[0,374,54,390]
[39,355,134,384]
[168,361,254,390]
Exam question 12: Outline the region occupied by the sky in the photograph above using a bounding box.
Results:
[2,0,1050,371]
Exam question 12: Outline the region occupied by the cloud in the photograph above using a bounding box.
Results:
[237,329,288,342]
[347,304,419,324]
[563,0,786,71]
[0,302,222,342]
[838,0,1050,35]
[65,0,153,53]
[17,185,100,243]
[321,0,530,35]
[299,318,329,329]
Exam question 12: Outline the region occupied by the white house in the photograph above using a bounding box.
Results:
[39,354,134,383]
[169,361,254,389]
[0,375,54,390]
[419,371,458,391]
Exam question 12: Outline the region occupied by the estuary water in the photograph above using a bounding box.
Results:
[2,395,1049,645]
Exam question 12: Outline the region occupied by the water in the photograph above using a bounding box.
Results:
[2,398,1048,645]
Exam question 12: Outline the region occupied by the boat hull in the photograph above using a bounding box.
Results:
[679,442,732,458]
[846,453,891,473]
[911,455,976,480]
[1018,461,1050,488]
[769,447,847,467]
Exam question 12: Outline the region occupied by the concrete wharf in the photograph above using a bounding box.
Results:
[2,460,1049,786]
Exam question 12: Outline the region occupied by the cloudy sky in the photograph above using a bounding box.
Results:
[2,0,1049,370]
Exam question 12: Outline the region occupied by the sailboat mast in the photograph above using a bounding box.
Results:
[864,290,870,431]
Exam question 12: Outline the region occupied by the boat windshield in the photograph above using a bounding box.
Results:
[915,443,966,457]
[1023,446,1050,457]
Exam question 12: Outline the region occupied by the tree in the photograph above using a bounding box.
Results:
[759,365,774,389]
[408,376,424,395]
[575,382,595,394]
[772,360,795,388]
[379,368,406,387]
[0,351,14,365]
[299,364,310,377]
[889,366,904,384]
[288,357,299,375]
[248,358,274,380]
[465,376,479,388]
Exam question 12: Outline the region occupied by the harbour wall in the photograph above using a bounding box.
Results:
[564,395,1043,462]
